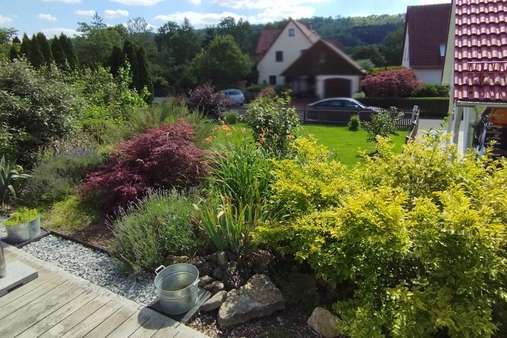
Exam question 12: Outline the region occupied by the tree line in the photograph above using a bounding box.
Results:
[0,12,405,96]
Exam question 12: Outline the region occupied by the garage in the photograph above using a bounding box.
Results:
[324,78,352,98]
[281,39,365,99]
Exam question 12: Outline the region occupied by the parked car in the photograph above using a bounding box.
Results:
[304,98,382,124]
[222,89,245,106]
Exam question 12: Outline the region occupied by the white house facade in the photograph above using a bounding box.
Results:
[256,20,319,86]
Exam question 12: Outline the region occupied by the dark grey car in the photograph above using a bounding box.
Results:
[304,98,381,124]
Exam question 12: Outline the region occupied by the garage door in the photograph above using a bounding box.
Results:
[324,78,352,98]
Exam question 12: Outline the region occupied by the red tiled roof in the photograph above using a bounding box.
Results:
[255,29,281,56]
[406,4,452,68]
[454,0,507,102]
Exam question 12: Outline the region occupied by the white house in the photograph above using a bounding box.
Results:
[402,4,452,84]
[256,19,365,99]
[256,19,319,87]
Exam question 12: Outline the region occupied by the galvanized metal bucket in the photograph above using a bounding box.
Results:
[0,245,6,278]
[6,216,41,244]
[154,263,199,315]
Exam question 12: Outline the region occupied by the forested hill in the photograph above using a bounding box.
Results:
[257,15,404,46]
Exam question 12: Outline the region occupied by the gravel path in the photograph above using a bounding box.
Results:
[1,224,157,306]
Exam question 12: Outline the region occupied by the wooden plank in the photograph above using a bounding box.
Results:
[84,307,137,338]
[0,261,38,297]
[152,321,188,338]
[0,282,83,337]
[131,310,177,338]
[16,290,98,338]
[174,325,209,338]
[0,277,65,320]
[61,299,121,338]
[106,308,152,338]
[0,272,52,307]
[39,294,111,338]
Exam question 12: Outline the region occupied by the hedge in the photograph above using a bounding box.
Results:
[358,97,450,119]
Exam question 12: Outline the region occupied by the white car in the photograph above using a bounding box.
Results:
[222,89,245,106]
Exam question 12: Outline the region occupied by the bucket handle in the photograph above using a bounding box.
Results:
[155,265,165,275]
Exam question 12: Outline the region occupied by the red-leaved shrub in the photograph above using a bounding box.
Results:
[80,121,207,213]
[361,68,421,97]
[187,83,230,118]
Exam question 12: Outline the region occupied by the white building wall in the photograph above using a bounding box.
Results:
[257,22,314,86]
[414,68,443,84]
[402,28,410,68]
[315,75,361,99]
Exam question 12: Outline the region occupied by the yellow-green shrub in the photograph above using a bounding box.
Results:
[256,135,507,337]
[268,137,349,221]
[44,195,99,233]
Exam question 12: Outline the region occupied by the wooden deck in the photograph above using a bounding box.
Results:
[0,244,208,338]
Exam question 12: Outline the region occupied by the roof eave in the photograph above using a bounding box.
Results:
[456,100,507,107]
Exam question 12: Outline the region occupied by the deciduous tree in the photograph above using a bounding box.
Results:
[191,35,251,89]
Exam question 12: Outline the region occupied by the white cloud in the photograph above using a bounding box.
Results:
[0,15,13,25]
[38,13,57,21]
[42,27,80,37]
[188,0,202,4]
[154,11,247,27]
[75,10,96,17]
[42,0,81,4]
[110,0,163,6]
[104,9,130,18]
[213,0,328,22]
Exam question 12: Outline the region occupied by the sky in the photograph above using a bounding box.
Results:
[0,0,451,37]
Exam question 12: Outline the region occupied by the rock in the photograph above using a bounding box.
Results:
[307,307,341,338]
[190,257,213,276]
[218,274,285,328]
[203,281,224,294]
[223,261,246,289]
[201,290,227,312]
[212,267,224,280]
[250,249,274,274]
[216,251,227,266]
[198,275,214,288]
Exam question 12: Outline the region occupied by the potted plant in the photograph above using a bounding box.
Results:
[0,156,30,216]
[4,208,41,243]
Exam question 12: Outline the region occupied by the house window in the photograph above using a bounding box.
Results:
[269,75,277,85]
[440,44,446,57]
[288,28,295,37]
[275,51,284,62]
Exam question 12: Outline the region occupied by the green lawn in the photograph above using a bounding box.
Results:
[299,125,408,166]
[212,123,408,166]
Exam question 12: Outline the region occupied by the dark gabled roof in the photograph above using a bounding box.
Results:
[454,0,507,102]
[255,19,320,58]
[281,39,365,77]
[255,29,281,56]
[405,3,452,68]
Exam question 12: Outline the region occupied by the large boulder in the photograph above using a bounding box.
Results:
[307,307,341,338]
[218,274,285,328]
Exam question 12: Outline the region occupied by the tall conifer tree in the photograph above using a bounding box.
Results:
[51,37,67,68]
[109,46,124,76]
[59,34,78,69]
[29,34,44,67]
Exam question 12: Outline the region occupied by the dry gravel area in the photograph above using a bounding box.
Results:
[0,223,318,337]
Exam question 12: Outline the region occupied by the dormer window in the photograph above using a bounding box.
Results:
[288,28,295,37]
[440,44,446,57]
